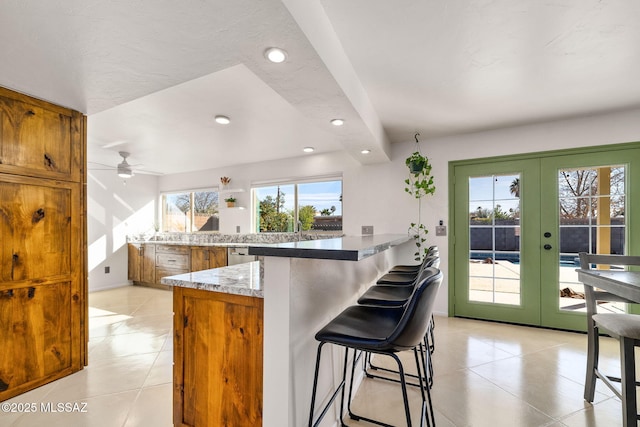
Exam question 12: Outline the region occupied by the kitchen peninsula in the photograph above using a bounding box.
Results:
[162,234,412,427]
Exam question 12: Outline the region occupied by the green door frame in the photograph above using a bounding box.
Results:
[449,141,640,329]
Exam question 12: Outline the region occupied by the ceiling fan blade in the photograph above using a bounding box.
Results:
[132,168,164,176]
[87,161,116,169]
[101,140,128,149]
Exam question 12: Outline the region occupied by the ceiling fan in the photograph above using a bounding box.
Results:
[88,151,162,178]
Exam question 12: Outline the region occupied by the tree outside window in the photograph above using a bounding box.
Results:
[162,190,219,232]
[254,180,342,233]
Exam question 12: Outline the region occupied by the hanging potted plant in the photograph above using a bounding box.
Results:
[404,133,436,261]
[224,196,236,208]
[406,152,427,175]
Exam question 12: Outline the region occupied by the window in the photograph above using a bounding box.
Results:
[252,178,342,232]
[162,190,219,232]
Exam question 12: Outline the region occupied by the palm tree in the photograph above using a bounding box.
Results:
[509,178,520,198]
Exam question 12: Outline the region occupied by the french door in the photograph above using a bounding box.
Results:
[451,144,640,330]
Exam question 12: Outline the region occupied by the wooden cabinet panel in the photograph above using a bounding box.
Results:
[0,86,86,402]
[0,87,81,181]
[141,244,156,284]
[173,287,263,427]
[0,176,75,282]
[128,244,141,282]
[210,247,227,268]
[190,247,228,272]
[0,281,77,397]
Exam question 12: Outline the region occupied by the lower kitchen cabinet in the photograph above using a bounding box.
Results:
[173,286,263,427]
[128,244,230,288]
[127,243,141,282]
[141,243,156,284]
[190,247,227,271]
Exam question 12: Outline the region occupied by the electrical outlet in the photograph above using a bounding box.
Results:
[104,266,110,274]
[236,225,241,233]
[362,225,374,235]
[435,225,447,236]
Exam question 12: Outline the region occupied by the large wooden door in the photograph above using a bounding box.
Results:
[0,87,86,401]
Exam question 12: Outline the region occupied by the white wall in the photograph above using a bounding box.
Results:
[87,170,159,291]
[102,107,640,312]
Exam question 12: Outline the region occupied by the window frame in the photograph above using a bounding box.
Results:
[160,187,220,233]
[251,175,343,234]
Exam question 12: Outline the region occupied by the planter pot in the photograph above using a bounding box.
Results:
[409,159,425,175]
[226,201,235,208]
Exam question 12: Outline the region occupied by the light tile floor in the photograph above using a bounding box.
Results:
[0,285,629,426]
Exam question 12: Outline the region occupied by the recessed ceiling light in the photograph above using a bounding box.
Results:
[264,47,287,63]
[331,118,345,126]
[303,147,315,153]
[361,149,371,154]
[214,115,230,125]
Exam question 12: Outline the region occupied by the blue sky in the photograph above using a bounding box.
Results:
[469,174,520,213]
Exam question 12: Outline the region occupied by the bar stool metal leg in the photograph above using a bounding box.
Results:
[309,342,350,427]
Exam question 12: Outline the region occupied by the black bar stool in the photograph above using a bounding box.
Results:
[359,261,440,388]
[377,255,440,286]
[308,267,442,427]
[388,246,439,273]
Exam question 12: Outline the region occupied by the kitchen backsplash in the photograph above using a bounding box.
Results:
[128,232,341,244]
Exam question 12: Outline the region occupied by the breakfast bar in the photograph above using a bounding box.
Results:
[162,234,413,427]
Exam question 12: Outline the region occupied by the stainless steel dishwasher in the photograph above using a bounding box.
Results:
[227,246,257,265]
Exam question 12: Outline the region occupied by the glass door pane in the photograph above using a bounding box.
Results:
[540,146,640,330]
[557,166,626,314]
[453,158,540,326]
[469,174,521,305]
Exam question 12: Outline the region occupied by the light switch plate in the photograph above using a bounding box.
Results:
[435,225,447,236]
[362,225,374,235]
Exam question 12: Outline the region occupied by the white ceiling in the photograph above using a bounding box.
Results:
[1,0,639,175]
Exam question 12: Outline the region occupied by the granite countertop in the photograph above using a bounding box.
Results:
[160,261,263,298]
[248,234,411,261]
[129,240,249,247]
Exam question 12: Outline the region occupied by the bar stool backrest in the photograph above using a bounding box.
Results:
[415,256,439,276]
[387,267,442,351]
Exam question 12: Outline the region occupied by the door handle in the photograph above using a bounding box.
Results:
[544,244,552,250]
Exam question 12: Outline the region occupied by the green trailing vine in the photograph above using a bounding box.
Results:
[404,133,436,260]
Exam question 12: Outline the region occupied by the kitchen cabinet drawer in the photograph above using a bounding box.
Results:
[156,253,189,269]
[155,245,189,255]
[156,266,189,283]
